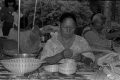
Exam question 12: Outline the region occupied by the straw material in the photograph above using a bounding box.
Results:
[44,65,59,72]
[1,58,42,74]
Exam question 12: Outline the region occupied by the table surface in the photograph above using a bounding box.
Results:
[0,64,99,80]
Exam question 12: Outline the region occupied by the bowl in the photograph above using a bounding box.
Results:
[59,68,76,75]
[1,58,43,74]
[44,65,59,72]
[59,61,77,75]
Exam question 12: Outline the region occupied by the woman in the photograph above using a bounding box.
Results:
[8,16,42,54]
[0,0,16,36]
[82,13,112,50]
[40,12,95,65]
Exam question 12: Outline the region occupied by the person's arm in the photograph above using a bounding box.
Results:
[84,31,111,48]
[40,40,64,65]
[43,52,64,65]
[72,37,95,66]
[106,21,120,39]
[111,21,120,29]
[106,31,120,39]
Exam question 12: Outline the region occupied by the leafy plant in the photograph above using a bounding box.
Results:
[15,0,93,27]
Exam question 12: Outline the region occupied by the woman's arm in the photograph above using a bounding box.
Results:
[72,36,95,66]
[72,52,93,66]
[40,40,64,65]
[44,52,64,65]
[106,31,120,39]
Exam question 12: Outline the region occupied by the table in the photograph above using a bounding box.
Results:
[0,64,110,80]
[0,64,96,80]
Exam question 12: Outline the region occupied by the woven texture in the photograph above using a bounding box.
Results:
[1,58,42,74]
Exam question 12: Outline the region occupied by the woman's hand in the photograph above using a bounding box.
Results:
[72,53,82,62]
[63,48,73,58]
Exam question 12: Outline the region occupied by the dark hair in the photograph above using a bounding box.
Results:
[5,0,16,7]
[14,5,18,11]
[20,16,28,29]
[91,13,97,25]
[91,13,106,25]
[59,12,76,23]
[91,13,97,21]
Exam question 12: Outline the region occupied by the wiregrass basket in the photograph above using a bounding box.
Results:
[1,58,43,74]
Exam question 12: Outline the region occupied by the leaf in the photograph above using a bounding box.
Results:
[18,0,92,27]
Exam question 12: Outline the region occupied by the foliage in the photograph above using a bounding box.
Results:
[1,0,93,28]
[21,0,93,27]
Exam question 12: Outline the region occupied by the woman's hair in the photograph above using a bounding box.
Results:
[5,0,16,7]
[91,13,106,25]
[20,16,28,29]
[59,12,76,23]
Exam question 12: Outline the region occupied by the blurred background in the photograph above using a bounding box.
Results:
[0,0,120,35]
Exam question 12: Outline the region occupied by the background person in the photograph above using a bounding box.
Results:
[82,13,112,50]
[0,0,16,36]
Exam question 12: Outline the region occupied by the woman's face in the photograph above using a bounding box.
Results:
[60,18,76,38]
[94,19,104,31]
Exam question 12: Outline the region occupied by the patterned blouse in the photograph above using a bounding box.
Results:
[40,34,95,62]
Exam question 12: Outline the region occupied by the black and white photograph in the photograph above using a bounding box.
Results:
[0,0,120,80]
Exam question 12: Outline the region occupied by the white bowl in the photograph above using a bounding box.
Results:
[59,63,77,75]
[1,58,42,74]
[65,59,75,63]
[44,65,58,72]
[59,64,76,70]
[59,68,76,75]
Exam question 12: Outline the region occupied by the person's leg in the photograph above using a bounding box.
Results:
[2,22,13,36]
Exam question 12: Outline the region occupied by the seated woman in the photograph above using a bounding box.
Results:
[8,16,42,54]
[40,12,95,66]
[82,13,112,50]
